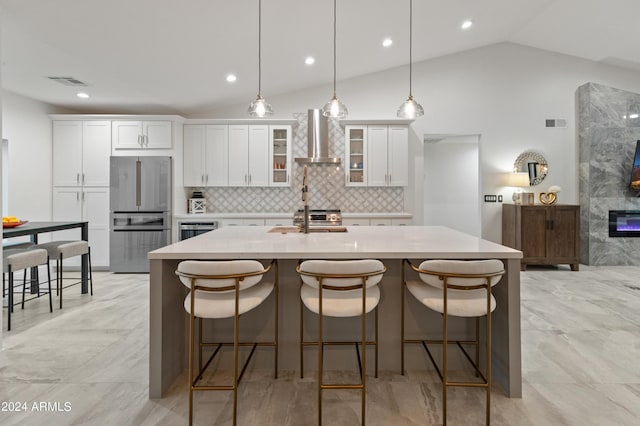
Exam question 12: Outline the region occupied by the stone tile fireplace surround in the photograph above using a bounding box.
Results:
[578,82,640,265]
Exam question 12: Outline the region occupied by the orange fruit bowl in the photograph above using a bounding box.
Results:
[3,220,28,228]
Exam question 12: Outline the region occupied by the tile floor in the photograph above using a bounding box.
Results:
[1,265,639,425]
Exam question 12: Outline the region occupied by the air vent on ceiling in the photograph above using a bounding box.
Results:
[545,119,567,128]
[47,76,88,87]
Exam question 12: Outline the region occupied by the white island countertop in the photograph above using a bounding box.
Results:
[149,225,522,260]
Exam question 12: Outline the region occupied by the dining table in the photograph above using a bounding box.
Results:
[3,221,90,293]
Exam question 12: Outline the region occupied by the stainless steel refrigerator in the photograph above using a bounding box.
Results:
[109,156,172,273]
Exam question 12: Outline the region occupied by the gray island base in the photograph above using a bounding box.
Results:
[149,226,523,399]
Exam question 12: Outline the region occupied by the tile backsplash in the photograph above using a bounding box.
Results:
[191,112,405,213]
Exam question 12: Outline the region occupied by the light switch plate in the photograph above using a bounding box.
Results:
[484,195,497,202]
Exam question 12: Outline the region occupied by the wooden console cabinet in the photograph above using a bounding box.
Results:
[502,204,580,271]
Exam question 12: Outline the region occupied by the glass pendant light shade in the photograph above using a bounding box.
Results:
[397,95,423,119]
[248,94,273,117]
[397,0,423,119]
[323,0,347,119]
[248,0,273,117]
[322,94,348,118]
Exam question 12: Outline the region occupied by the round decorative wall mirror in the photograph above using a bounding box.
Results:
[513,151,548,186]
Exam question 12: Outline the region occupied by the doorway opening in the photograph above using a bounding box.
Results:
[423,134,481,237]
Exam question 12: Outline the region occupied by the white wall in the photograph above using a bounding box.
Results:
[1,91,64,221]
[423,135,480,237]
[195,42,640,242]
[0,2,4,357]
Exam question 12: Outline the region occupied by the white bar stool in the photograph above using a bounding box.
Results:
[175,259,279,426]
[35,240,92,309]
[402,259,505,425]
[3,248,52,331]
[297,259,386,425]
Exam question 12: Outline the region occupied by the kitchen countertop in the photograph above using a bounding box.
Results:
[173,212,413,220]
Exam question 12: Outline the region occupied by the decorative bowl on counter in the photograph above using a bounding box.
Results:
[3,220,28,228]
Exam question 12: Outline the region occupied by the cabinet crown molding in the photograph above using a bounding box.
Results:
[49,114,185,122]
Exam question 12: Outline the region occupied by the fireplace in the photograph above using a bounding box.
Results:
[609,210,640,237]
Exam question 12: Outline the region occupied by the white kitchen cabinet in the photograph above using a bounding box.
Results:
[52,187,110,267]
[269,125,292,186]
[367,125,408,187]
[391,218,413,226]
[264,218,292,226]
[112,120,172,149]
[342,218,370,226]
[53,120,111,187]
[345,126,367,186]
[183,125,228,186]
[228,125,269,187]
[220,218,266,227]
[343,216,412,226]
[370,218,392,226]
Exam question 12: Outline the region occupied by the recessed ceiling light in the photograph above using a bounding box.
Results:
[461,20,473,30]
[76,92,90,99]
[305,56,315,65]
[226,74,237,83]
[630,113,639,119]
[382,38,393,47]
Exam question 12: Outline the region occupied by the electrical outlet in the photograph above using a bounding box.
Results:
[498,195,503,202]
[484,195,497,202]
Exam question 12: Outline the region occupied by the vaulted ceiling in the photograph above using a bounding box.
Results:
[1,0,638,115]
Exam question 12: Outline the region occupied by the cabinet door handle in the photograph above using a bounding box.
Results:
[144,134,149,146]
[249,174,252,185]
[76,192,79,202]
[77,173,80,184]
[205,174,209,185]
[82,173,85,184]
[201,174,204,184]
[82,191,85,202]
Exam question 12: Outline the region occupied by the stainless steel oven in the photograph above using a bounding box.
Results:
[179,221,218,240]
[110,211,170,273]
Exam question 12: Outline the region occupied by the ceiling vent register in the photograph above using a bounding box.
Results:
[47,76,88,86]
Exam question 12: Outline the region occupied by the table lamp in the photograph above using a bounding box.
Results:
[509,172,530,204]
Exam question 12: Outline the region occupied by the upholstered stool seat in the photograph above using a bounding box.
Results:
[3,241,35,250]
[402,259,504,425]
[35,240,92,308]
[297,259,386,425]
[176,259,279,426]
[3,248,52,330]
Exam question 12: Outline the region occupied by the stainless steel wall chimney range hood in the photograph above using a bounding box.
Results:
[295,109,341,165]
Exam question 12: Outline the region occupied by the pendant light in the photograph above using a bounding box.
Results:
[248,0,273,117]
[397,0,424,119]
[322,0,348,118]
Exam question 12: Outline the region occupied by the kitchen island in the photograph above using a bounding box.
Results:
[148,226,523,399]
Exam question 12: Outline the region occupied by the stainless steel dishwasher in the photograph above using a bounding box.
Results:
[179,221,218,240]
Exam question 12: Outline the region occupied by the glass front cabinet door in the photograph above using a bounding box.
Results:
[345,126,367,186]
[269,125,292,186]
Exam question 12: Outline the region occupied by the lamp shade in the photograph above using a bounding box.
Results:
[509,172,530,187]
